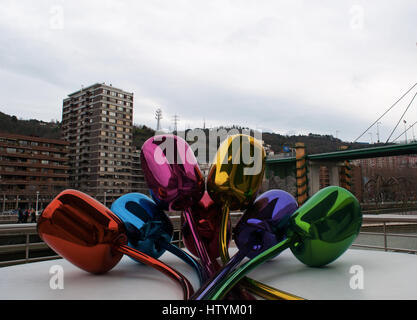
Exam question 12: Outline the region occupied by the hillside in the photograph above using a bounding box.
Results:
[0,111,374,154]
[0,111,61,140]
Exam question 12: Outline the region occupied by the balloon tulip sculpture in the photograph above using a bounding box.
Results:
[181,191,232,262]
[207,186,363,300]
[200,134,301,300]
[110,192,205,285]
[141,134,257,300]
[36,131,363,301]
[207,134,266,263]
[37,189,194,300]
[193,189,303,300]
[140,134,217,278]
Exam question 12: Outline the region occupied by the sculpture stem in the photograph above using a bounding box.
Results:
[117,244,194,300]
[158,239,206,285]
[210,237,292,300]
[182,208,217,276]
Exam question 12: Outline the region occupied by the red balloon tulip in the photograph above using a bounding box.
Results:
[181,192,232,260]
[37,189,194,299]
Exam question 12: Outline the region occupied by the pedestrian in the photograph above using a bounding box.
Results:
[23,208,29,223]
[17,207,23,223]
[30,208,36,223]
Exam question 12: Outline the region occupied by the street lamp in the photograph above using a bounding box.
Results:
[36,191,39,214]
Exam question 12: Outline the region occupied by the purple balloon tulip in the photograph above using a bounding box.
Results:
[234,189,298,259]
[192,189,298,300]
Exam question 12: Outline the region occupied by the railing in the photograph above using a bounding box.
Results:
[352,214,417,254]
[1,213,416,268]
[0,223,60,267]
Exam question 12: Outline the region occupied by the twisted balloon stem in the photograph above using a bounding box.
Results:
[219,201,231,264]
[158,239,206,285]
[218,201,304,300]
[241,278,304,300]
[210,237,293,300]
[117,244,194,300]
[182,208,217,276]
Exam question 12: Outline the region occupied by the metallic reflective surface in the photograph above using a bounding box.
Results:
[111,192,205,284]
[141,134,216,276]
[140,134,205,211]
[288,186,363,267]
[209,186,362,299]
[235,189,298,259]
[37,189,126,274]
[181,191,231,260]
[207,134,266,211]
[194,189,300,300]
[241,278,304,300]
[37,189,194,299]
[111,193,173,259]
[207,134,266,263]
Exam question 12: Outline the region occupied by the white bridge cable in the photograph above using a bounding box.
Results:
[391,120,417,143]
[385,91,417,144]
[353,82,417,143]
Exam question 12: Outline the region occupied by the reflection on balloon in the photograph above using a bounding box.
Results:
[140,134,216,277]
[205,134,301,300]
[111,192,205,284]
[140,134,205,211]
[181,191,231,261]
[209,186,362,300]
[37,189,194,300]
[193,189,299,300]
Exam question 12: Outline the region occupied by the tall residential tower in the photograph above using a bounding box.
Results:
[61,83,134,205]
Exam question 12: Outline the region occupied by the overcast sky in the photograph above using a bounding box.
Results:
[0,0,416,142]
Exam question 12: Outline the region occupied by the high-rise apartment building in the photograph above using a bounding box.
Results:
[61,83,134,205]
[0,132,69,211]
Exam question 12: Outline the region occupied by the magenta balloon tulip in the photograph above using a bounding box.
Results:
[140,134,216,276]
[140,134,205,211]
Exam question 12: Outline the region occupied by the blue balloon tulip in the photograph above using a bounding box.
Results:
[111,193,205,284]
[111,193,173,258]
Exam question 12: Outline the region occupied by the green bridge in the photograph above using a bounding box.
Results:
[264,142,417,206]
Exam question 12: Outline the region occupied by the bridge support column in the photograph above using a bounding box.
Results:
[339,160,352,191]
[295,143,308,206]
[307,162,320,197]
[308,161,344,196]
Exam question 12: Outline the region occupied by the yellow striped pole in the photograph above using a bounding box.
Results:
[295,142,308,206]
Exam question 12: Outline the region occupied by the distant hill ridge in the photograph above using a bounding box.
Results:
[0,111,372,154]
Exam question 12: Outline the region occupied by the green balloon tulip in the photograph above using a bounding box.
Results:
[208,186,362,300]
[288,186,362,267]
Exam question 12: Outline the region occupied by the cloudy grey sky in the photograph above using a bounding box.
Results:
[0,0,416,142]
